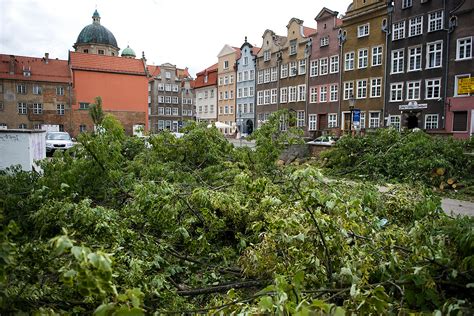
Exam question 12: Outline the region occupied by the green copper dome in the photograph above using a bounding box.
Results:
[121,45,136,58]
[74,10,118,49]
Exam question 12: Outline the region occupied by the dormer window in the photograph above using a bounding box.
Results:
[83,49,89,53]
[98,49,105,55]
[204,75,208,83]
[23,68,31,77]
[289,40,297,55]
[264,50,271,61]
[320,37,329,47]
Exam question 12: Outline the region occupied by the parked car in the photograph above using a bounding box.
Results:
[307,135,339,146]
[45,132,75,156]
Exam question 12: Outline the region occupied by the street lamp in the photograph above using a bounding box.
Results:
[348,94,355,133]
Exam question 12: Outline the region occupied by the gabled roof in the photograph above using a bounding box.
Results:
[147,65,160,77]
[315,7,339,21]
[69,51,146,75]
[0,54,71,83]
[196,63,218,76]
[177,67,191,79]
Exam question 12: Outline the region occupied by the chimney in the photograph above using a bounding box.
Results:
[9,55,15,75]
[44,52,49,64]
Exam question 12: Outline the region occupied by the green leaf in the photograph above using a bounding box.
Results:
[259,296,274,311]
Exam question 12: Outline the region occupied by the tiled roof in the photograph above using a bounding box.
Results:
[194,64,218,88]
[147,65,160,77]
[252,47,261,55]
[303,26,317,37]
[69,51,146,75]
[177,67,191,79]
[0,54,71,83]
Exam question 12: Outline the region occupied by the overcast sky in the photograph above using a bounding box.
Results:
[0,0,350,77]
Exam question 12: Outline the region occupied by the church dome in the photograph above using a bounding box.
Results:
[121,45,136,58]
[74,10,118,50]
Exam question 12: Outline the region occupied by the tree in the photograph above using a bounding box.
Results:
[89,96,105,127]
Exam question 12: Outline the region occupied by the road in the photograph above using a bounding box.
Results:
[441,198,474,217]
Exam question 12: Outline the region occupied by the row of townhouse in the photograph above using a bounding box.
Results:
[0,10,196,136]
[195,0,473,138]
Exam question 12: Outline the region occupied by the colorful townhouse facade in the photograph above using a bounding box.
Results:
[195,64,218,124]
[148,63,194,133]
[0,54,72,131]
[255,30,287,127]
[236,38,259,135]
[385,0,460,132]
[308,8,343,136]
[340,0,388,132]
[446,0,474,138]
[217,45,239,135]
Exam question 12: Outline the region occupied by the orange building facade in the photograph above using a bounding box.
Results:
[69,52,149,136]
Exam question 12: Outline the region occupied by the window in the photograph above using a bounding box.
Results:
[250,70,255,80]
[264,90,271,104]
[289,61,298,76]
[320,36,329,47]
[455,74,471,97]
[357,23,370,37]
[271,89,278,104]
[165,71,171,79]
[98,49,104,55]
[330,56,339,73]
[310,87,318,103]
[389,115,401,131]
[32,85,42,95]
[19,123,27,129]
[319,58,328,75]
[298,85,306,102]
[289,40,297,55]
[409,16,423,37]
[280,64,288,78]
[158,83,165,91]
[83,49,88,53]
[18,102,27,114]
[402,0,413,8]
[172,84,179,92]
[370,78,382,98]
[264,50,271,61]
[369,112,380,128]
[249,87,254,97]
[428,11,443,32]
[158,96,165,103]
[320,86,328,102]
[392,21,405,41]
[297,111,305,127]
[243,56,248,66]
[330,84,338,102]
[32,103,42,114]
[298,60,306,75]
[257,91,264,105]
[224,77,229,85]
[230,75,234,84]
[172,96,178,104]
[257,70,264,84]
[427,41,443,68]
[224,61,229,69]
[360,112,366,129]
[425,78,441,99]
[160,107,166,115]
[328,113,337,128]
[165,84,172,91]
[172,108,178,116]
[16,84,26,94]
[280,87,288,103]
[390,83,404,102]
[237,72,242,82]
[289,86,297,102]
[408,46,422,71]
[165,107,171,115]
[372,46,383,66]
[264,69,271,83]
[391,49,405,74]
[358,49,368,69]
[344,81,354,100]
[310,60,318,77]
[453,111,468,131]
[165,96,171,103]
[406,81,421,100]
[345,52,354,71]
[357,80,367,99]
[309,114,317,131]
[271,67,278,81]
[237,88,242,98]
[456,37,472,60]
[424,114,439,129]
[80,124,87,132]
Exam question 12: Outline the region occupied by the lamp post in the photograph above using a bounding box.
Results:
[348,94,355,133]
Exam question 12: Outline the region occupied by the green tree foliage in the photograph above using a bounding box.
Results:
[89,96,105,126]
[321,128,474,187]
[0,115,472,314]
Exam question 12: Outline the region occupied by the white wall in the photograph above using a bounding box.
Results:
[0,130,46,171]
